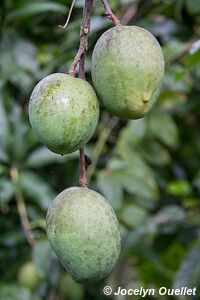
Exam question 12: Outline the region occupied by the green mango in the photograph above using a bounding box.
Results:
[91,25,165,119]
[29,73,99,154]
[46,187,121,282]
[18,262,40,290]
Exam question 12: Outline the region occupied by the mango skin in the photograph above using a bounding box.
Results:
[29,73,99,154]
[46,187,121,283]
[91,25,165,119]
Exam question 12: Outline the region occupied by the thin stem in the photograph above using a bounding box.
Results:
[68,46,85,76]
[101,0,121,26]
[68,0,93,77]
[78,50,85,79]
[58,0,76,29]
[10,166,35,247]
[79,148,87,187]
[68,0,93,187]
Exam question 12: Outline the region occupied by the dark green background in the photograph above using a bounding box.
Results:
[0,0,200,299]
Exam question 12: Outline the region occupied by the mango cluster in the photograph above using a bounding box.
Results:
[29,25,164,282]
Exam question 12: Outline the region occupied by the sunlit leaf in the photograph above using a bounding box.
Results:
[166,180,192,197]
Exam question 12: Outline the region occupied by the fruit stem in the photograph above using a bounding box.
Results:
[101,0,121,26]
[10,166,35,247]
[68,0,93,77]
[79,148,87,187]
[68,0,93,186]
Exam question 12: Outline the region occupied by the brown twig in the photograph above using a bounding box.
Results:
[79,148,87,187]
[10,166,35,247]
[68,0,93,77]
[68,46,85,76]
[68,0,93,187]
[101,0,121,26]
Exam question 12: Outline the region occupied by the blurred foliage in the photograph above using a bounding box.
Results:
[0,0,200,299]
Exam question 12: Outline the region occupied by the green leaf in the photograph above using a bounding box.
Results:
[97,168,123,210]
[163,40,187,64]
[0,229,24,246]
[122,165,158,200]
[184,49,200,70]
[118,119,146,146]
[148,111,179,149]
[124,218,157,249]
[0,165,7,176]
[9,103,29,162]
[0,178,15,205]
[98,155,159,209]
[140,141,170,166]
[193,170,200,193]
[186,0,200,15]
[136,244,172,278]
[124,205,185,249]
[0,91,9,138]
[7,2,68,21]
[120,204,147,228]
[173,242,200,289]
[0,146,9,164]
[26,147,78,168]
[113,155,159,200]
[0,284,32,300]
[166,180,192,197]
[0,91,10,159]
[19,171,56,210]
[32,240,53,278]
[0,32,38,90]
[164,65,192,93]
[154,205,186,234]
